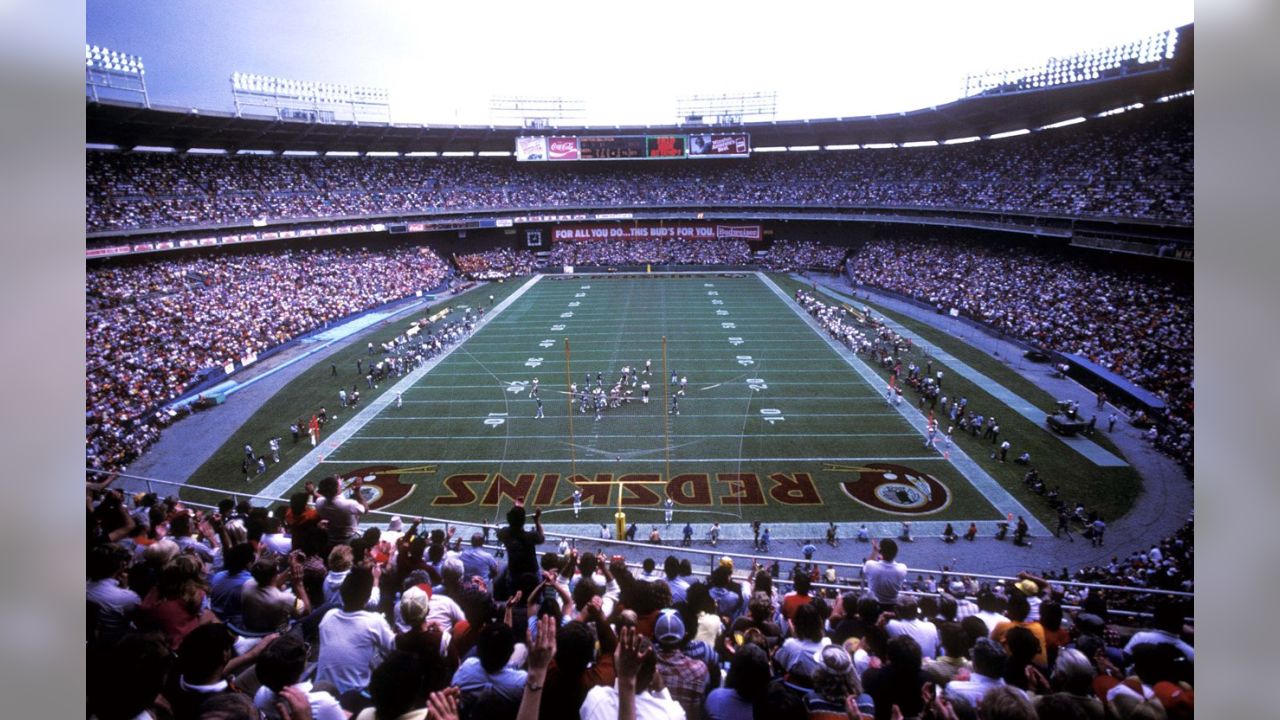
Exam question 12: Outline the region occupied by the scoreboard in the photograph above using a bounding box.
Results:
[516,133,748,161]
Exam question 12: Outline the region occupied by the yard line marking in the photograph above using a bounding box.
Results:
[368,411,908,420]
[251,274,545,504]
[402,382,880,390]
[757,272,1051,536]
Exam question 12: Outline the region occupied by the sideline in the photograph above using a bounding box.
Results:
[803,277,1128,467]
[759,272,1051,536]
[253,274,545,504]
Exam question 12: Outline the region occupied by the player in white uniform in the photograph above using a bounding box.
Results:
[572,488,583,517]
[678,376,688,396]
[641,380,651,403]
[663,497,674,526]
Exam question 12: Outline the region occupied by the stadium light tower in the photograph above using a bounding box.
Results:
[230,72,391,124]
[489,96,587,128]
[675,91,777,125]
[963,28,1180,98]
[85,44,149,107]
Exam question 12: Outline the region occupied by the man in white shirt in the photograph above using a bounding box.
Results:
[1123,603,1194,662]
[862,538,908,609]
[87,543,140,645]
[945,638,1022,707]
[974,589,1011,635]
[886,596,939,659]
[254,634,346,720]
[580,630,685,720]
[315,566,396,694]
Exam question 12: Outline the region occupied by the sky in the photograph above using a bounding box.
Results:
[86,0,1194,127]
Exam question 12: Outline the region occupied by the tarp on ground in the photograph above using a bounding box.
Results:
[1059,352,1167,412]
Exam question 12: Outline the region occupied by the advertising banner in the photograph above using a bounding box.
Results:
[688,133,751,157]
[551,223,762,241]
[515,136,547,161]
[547,136,580,161]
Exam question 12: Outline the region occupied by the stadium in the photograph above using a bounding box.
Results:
[85,11,1195,720]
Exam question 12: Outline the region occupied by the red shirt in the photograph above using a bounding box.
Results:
[781,592,812,621]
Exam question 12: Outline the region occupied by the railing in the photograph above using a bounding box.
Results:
[94,469,1194,616]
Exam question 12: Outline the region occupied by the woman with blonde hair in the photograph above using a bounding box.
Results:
[137,551,214,649]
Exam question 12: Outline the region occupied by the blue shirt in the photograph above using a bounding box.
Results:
[451,656,527,703]
[705,688,753,720]
[209,569,251,627]
[459,546,498,582]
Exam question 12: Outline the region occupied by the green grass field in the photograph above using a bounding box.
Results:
[182,272,1137,533]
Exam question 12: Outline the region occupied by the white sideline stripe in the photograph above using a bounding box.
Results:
[347,432,921,441]
[395,396,884,402]
[320,456,946,464]
[810,281,1129,468]
[251,275,546,505]
[426,368,880,374]
[403,383,882,390]
[757,272,1052,536]
[369,412,907,420]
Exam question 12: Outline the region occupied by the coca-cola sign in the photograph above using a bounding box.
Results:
[548,137,580,161]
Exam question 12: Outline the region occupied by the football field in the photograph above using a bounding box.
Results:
[254,272,1043,537]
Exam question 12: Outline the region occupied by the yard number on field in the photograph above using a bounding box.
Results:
[747,378,767,392]
[551,324,566,331]
[736,355,754,366]
[728,337,744,346]
[539,339,555,348]
[485,413,508,427]
[525,357,544,368]
[760,408,785,424]
[506,381,529,393]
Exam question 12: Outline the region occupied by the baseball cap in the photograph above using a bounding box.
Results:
[1153,681,1194,716]
[655,609,686,644]
[400,584,433,625]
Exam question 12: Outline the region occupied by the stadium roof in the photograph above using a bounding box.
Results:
[89,26,1191,155]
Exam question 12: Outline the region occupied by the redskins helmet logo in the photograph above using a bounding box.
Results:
[834,463,951,515]
[337,464,432,512]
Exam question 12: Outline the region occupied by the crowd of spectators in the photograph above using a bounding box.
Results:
[86,101,1192,233]
[846,238,1193,470]
[453,249,537,280]
[763,241,851,272]
[87,481,1195,720]
[86,246,451,474]
[548,239,752,267]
